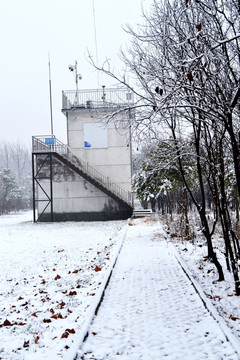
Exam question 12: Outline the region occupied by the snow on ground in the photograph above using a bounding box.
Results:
[166,218,240,345]
[0,211,126,360]
[77,217,240,360]
[1,212,240,360]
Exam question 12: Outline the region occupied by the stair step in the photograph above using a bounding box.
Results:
[132,209,153,218]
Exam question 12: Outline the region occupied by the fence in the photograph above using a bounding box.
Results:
[62,87,134,110]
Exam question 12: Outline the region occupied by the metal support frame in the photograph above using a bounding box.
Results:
[32,152,54,222]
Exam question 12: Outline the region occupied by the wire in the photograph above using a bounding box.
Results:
[92,0,100,86]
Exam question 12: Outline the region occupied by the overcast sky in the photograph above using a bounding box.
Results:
[0,0,151,146]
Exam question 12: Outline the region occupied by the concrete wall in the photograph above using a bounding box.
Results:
[65,108,132,192]
[36,154,132,221]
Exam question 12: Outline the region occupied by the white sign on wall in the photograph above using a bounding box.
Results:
[83,123,108,148]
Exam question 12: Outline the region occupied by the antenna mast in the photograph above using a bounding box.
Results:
[92,0,100,86]
[48,52,54,136]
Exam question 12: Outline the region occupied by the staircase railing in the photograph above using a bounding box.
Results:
[32,135,68,155]
[32,135,133,206]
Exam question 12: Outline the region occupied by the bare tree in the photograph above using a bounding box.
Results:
[90,0,240,289]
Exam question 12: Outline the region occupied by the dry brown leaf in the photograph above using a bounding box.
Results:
[69,290,77,296]
[58,301,66,309]
[43,319,52,323]
[51,313,63,319]
[66,328,75,334]
[61,331,69,338]
[3,319,11,326]
[187,72,194,82]
[196,23,202,31]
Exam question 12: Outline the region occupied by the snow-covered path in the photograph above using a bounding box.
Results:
[78,220,240,360]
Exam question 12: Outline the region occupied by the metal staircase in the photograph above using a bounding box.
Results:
[32,136,133,219]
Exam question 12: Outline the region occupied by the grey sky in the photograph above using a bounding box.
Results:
[0,0,150,146]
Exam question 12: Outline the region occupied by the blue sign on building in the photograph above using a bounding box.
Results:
[45,138,55,145]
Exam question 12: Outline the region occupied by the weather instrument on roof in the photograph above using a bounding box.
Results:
[68,60,82,91]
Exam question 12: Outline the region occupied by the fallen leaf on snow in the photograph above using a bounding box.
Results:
[61,331,69,338]
[3,319,11,326]
[196,23,202,31]
[43,319,52,323]
[69,290,77,296]
[51,313,63,319]
[57,301,65,309]
[23,340,29,348]
[61,328,76,338]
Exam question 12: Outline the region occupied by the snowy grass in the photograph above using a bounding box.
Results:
[0,211,126,360]
[1,211,240,359]
[162,212,240,344]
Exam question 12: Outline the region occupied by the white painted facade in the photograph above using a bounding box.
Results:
[32,88,133,222]
[65,108,132,191]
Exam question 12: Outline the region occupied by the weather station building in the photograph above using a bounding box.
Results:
[32,67,134,222]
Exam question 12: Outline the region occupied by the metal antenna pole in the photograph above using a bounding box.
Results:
[75,60,79,90]
[48,52,54,136]
[92,0,100,86]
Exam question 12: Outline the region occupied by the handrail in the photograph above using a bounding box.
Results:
[62,87,134,110]
[32,136,132,206]
[32,135,68,155]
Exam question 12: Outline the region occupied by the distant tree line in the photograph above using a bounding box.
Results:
[0,141,32,214]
